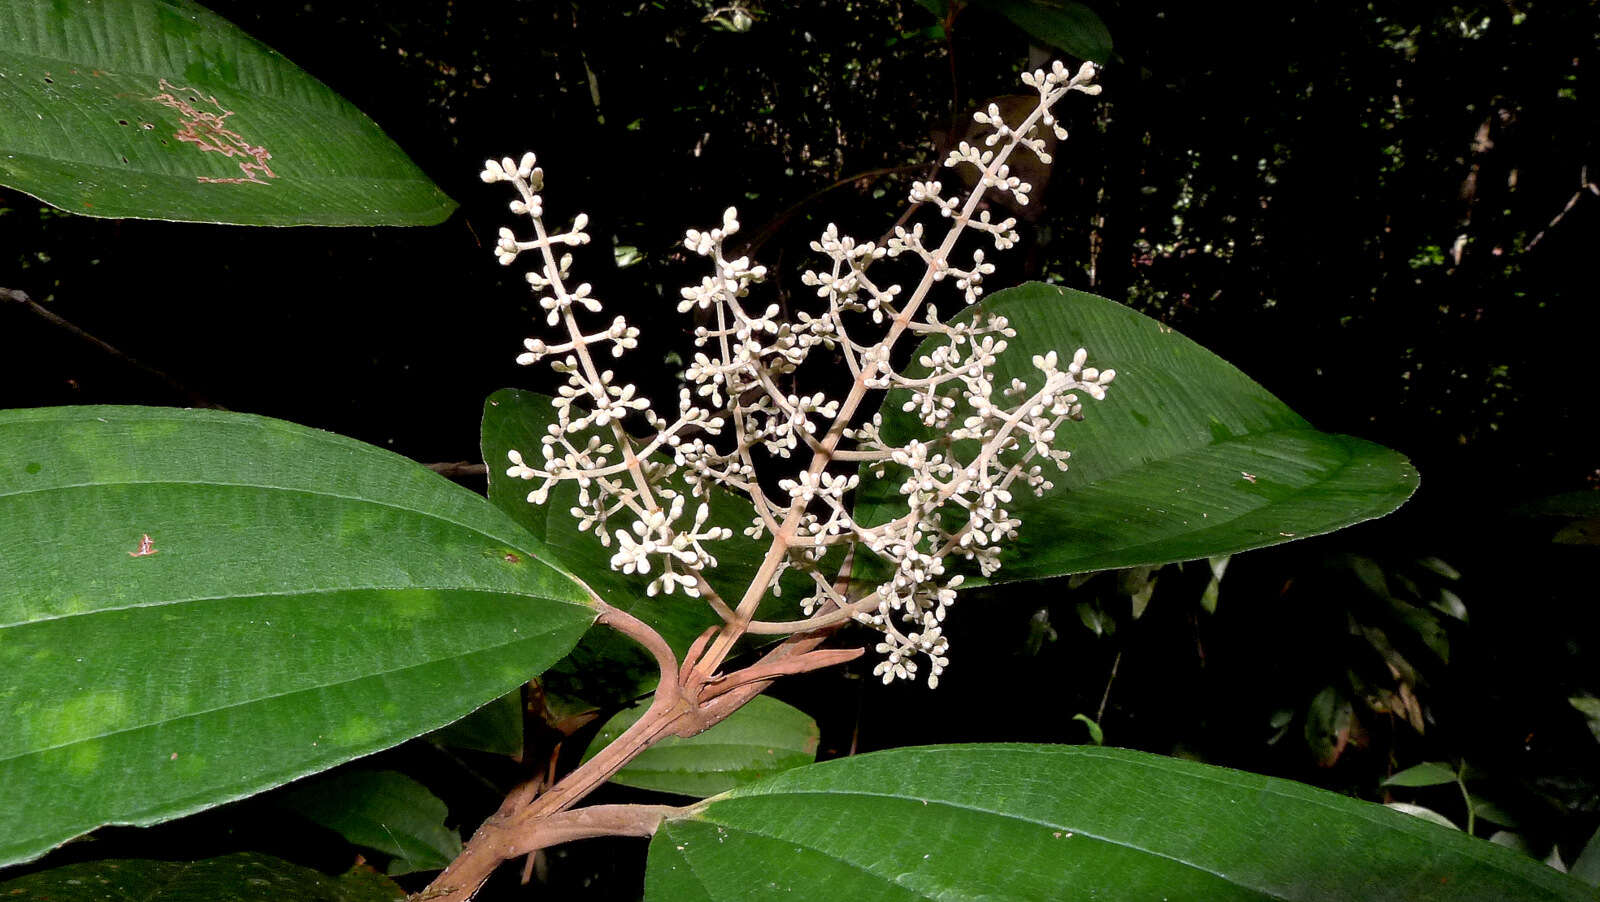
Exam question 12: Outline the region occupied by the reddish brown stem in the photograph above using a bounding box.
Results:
[418,597,855,901]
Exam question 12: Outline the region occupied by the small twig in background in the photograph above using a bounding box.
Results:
[1,286,226,410]
[1096,649,1122,723]
[1526,164,1599,250]
[423,461,489,478]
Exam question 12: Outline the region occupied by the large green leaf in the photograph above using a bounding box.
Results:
[582,695,818,798]
[0,0,454,225]
[277,769,461,876]
[0,406,596,866]
[856,284,1417,582]
[0,852,402,901]
[481,389,813,700]
[645,744,1593,901]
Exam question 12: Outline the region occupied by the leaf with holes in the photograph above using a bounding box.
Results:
[0,0,453,225]
[0,406,595,866]
[645,745,1594,901]
[855,283,1418,583]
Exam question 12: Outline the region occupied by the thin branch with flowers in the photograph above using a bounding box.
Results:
[422,58,1111,902]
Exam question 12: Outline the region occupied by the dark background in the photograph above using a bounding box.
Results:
[3,1,1598,897]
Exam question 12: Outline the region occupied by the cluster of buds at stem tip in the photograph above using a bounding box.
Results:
[482,60,1112,687]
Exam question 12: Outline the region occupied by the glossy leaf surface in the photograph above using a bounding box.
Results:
[857,284,1418,582]
[0,406,595,866]
[0,853,401,901]
[645,744,1593,901]
[583,695,818,798]
[0,0,454,225]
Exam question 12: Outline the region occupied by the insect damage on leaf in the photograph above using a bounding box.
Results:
[147,79,277,185]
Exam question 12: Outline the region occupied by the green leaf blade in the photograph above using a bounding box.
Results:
[584,696,819,798]
[646,745,1594,901]
[856,284,1418,582]
[0,406,596,866]
[0,0,455,225]
[1384,761,1459,788]
[0,852,403,901]
[428,689,524,758]
[278,770,462,875]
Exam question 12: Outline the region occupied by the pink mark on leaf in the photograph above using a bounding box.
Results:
[129,533,159,557]
[147,79,277,185]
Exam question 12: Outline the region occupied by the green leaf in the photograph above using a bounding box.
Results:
[1571,823,1600,887]
[1570,696,1600,720]
[1491,830,1534,855]
[1305,685,1353,767]
[0,406,596,866]
[277,769,462,876]
[0,852,402,901]
[856,284,1418,583]
[428,689,524,758]
[1570,697,1600,745]
[645,745,1591,901]
[1124,565,1157,618]
[480,389,808,700]
[1417,556,1462,581]
[582,695,818,798]
[1386,802,1463,832]
[1432,587,1469,622]
[1071,712,1103,745]
[1200,554,1230,614]
[1075,600,1113,636]
[1383,761,1458,788]
[969,0,1112,63]
[1468,794,1520,829]
[0,0,454,225]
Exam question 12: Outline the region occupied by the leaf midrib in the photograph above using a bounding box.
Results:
[688,789,1280,900]
[1021,435,1381,563]
[0,476,547,568]
[0,622,573,764]
[0,146,432,188]
[0,581,586,632]
[701,745,1551,894]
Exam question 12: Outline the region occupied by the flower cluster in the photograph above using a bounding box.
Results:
[484,60,1111,685]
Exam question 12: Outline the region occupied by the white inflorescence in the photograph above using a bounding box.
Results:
[484,60,1112,686]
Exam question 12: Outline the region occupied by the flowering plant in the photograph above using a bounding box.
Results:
[1,38,1477,902]
[482,61,1110,696]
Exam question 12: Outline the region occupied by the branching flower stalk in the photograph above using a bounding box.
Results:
[421,60,1109,902]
